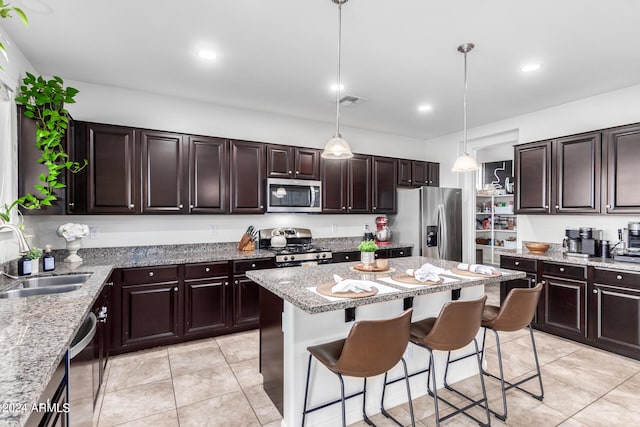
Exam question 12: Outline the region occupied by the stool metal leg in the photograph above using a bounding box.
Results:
[362,377,374,426]
[338,373,347,427]
[473,338,491,427]
[428,349,440,427]
[380,358,415,426]
[301,354,313,427]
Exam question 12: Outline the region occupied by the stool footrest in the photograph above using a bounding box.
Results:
[483,370,544,399]
[303,389,364,416]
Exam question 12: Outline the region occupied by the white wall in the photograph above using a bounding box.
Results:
[430,83,640,259]
[0,24,37,264]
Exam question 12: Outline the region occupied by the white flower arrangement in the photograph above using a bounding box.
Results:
[56,223,90,242]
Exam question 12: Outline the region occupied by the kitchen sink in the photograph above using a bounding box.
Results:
[0,273,91,299]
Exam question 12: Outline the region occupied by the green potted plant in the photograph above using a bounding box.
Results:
[1,73,86,223]
[358,240,379,266]
[26,247,42,274]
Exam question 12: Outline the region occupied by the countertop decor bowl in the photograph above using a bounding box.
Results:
[524,241,550,254]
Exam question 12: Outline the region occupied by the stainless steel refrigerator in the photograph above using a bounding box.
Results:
[392,187,463,262]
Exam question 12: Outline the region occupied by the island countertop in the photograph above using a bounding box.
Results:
[246,256,526,314]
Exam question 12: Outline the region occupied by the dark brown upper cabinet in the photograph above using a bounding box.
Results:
[603,124,640,214]
[372,157,397,214]
[17,106,71,215]
[230,140,265,213]
[514,140,552,214]
[140,130,188,214]
[321,155,371,214]
[188,136,228,214]
[396,160,439,187]
[266,145,320,180]
[554,132,601,214]
[347,154,372,213]
[79,123,139,214]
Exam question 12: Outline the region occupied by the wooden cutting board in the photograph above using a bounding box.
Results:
[316,282,378,299]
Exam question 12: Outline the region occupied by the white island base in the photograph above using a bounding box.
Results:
[281,285,486,427]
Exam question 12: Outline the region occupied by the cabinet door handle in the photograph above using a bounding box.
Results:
[179,204,184,209]
[251,263,256,268]
[544,205,549,209]
[373,206,377,211]
[295,170,300,174]
[593,289,598,294]
[224,281,229,286]
[399,251,404,255]
[129,203,135,209]
[68,202,75,208]
[288,170,292,174]
[106,281,114,287]
[149,271,154,277]
[374,253,379,258]
[348,206,352,210]
[190,204,194,209]
[559,267,565,272]
[342,206,346,210]
[205,267,210,272]
[173,287,178,292]
[541,280,546,284]
[260,205,264,209]
[408,179,412,183]
[235,279,240,285]
[555,205,559,209]
[606,204,611,209]
[345,256,350,260]
[515,261,520,266]
[617,274,623,280]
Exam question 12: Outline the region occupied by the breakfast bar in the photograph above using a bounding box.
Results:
[247,256,525,427]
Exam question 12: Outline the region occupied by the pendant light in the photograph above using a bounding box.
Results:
[321,0,354,159]
[452,43,479,172]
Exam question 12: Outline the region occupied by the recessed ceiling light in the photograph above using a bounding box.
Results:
[330,84,345,92]
[418,105,433,113]
[198,50,217,60]
[521,63,542,73]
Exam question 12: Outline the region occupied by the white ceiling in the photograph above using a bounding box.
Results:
[2,0,640,140]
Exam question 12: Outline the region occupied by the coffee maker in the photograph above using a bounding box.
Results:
[627,222,640,252]
[612,222,640,263]
[564,227,601,257]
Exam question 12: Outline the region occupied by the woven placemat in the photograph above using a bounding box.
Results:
[316,282,378,299]
[391,273,443,285]
[450,267,501,278]
[350,264,396,274]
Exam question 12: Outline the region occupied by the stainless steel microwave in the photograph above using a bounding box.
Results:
[266,178,321,213]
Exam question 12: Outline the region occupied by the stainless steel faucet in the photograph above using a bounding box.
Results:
[0,221,31,254]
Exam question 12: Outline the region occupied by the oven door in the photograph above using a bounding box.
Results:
[266,178,321,213]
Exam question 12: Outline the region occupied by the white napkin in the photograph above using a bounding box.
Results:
[457,263,497,276]
[331,275,373,293]
[405,263,445,282]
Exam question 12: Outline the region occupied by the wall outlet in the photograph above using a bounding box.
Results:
[89,226,100,239]
[210,225,218,236]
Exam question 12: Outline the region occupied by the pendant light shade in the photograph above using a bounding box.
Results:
[322,0,354,159]
[452,42,479,172]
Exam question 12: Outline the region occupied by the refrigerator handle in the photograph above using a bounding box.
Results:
[437,204,446,259]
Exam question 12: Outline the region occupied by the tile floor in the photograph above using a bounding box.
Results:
[97,284,640,426]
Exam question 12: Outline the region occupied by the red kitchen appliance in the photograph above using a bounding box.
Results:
[375,216,392,246]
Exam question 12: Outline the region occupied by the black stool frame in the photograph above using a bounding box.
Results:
[301,353,415,427]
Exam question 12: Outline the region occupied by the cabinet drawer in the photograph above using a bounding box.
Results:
[233,258,275,274]
[389,247,412,258]
[122,265,179,284]
[593,268,640,288]
[542,262,586,281]
[185,262,229,280]
[500,256,537,273]
[333,251,360,263]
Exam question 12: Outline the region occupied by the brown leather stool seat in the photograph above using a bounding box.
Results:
[480,283,544,420]
[301,309,415,427]
[404,296,490,427]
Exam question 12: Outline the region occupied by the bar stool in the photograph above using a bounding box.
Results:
[480,283,544,420]
[407,296,490,427]
[301,309,415,427]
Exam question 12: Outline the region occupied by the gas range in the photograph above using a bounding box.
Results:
[258,228,333,267]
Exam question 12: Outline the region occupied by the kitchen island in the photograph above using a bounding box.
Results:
[247,256,525,427]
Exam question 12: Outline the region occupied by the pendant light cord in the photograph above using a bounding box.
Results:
[463,49,468,155]
[335,2,342,137]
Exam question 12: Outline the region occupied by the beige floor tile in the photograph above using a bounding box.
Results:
[558,418,591,427]
[109,347,168,367]
[536,375,599,417]
[106,353,171,392]
[230,357,263,389]
[572,398,640,427]
[601,371,640,416]
[261,422,284,427]
[168,342,227,376]
[167,336,218,354]
[177,390,261,427]
[112,409,179,427]
[172,364,242,408]
[244,385,283,425]
[98,379,175,427]
[347,405,413,427]
[216,330,259,363]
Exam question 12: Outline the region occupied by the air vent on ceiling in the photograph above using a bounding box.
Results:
[339,94,367,106]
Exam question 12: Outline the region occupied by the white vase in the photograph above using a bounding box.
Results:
[64,238,83,263]
[31,259,40,274]
[361,252,375,266]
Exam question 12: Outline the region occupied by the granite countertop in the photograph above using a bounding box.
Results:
[0,264,114,427]
[0,237,414,426]
[497,249,640,273]
[247,256,525,314]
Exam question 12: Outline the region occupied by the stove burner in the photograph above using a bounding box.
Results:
[257,227,333,266]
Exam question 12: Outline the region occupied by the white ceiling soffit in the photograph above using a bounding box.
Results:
[2,0,640,140]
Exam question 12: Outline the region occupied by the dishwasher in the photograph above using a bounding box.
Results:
[69,311,98,427]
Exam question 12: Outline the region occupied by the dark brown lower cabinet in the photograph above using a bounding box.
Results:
[499,256,541,326]
[541,275,587,338]
[233,259,275,329]
[590,268,640,359]
[184,262,229,339]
